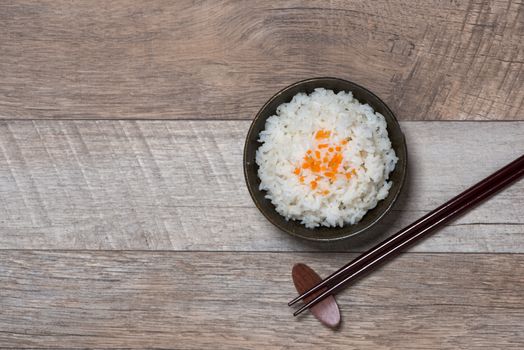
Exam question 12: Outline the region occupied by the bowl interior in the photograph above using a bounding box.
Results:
[243,77,407,241]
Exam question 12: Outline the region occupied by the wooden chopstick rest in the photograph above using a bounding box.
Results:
[292,263,340,328]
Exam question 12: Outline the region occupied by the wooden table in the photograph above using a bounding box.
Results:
[1,1,523,349]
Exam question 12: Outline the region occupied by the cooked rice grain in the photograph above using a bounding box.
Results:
[256,88,397,228]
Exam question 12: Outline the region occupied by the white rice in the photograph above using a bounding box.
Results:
[256,88,398,228]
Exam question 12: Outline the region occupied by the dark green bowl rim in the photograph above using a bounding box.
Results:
[243,77,408,242]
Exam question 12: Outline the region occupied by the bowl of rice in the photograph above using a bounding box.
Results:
[244,77,407,241]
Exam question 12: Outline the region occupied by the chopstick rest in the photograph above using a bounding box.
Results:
[292,263,340,328]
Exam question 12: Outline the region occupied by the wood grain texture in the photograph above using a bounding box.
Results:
[0,120,522,252]
[0,251,522,349]
[0,0,522,121]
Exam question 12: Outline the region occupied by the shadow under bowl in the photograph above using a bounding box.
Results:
[243,77,408,241]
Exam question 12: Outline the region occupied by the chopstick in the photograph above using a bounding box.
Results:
[289,154,524,316]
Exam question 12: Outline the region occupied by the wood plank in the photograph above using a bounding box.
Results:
[0,1,522,121]
[0,251,522,349]
[0,121,522,252]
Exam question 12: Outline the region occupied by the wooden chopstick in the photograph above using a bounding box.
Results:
[290,154,524,316]
[289,153,524,308]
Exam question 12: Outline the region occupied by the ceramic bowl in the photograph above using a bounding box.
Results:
[243,77,407,241]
